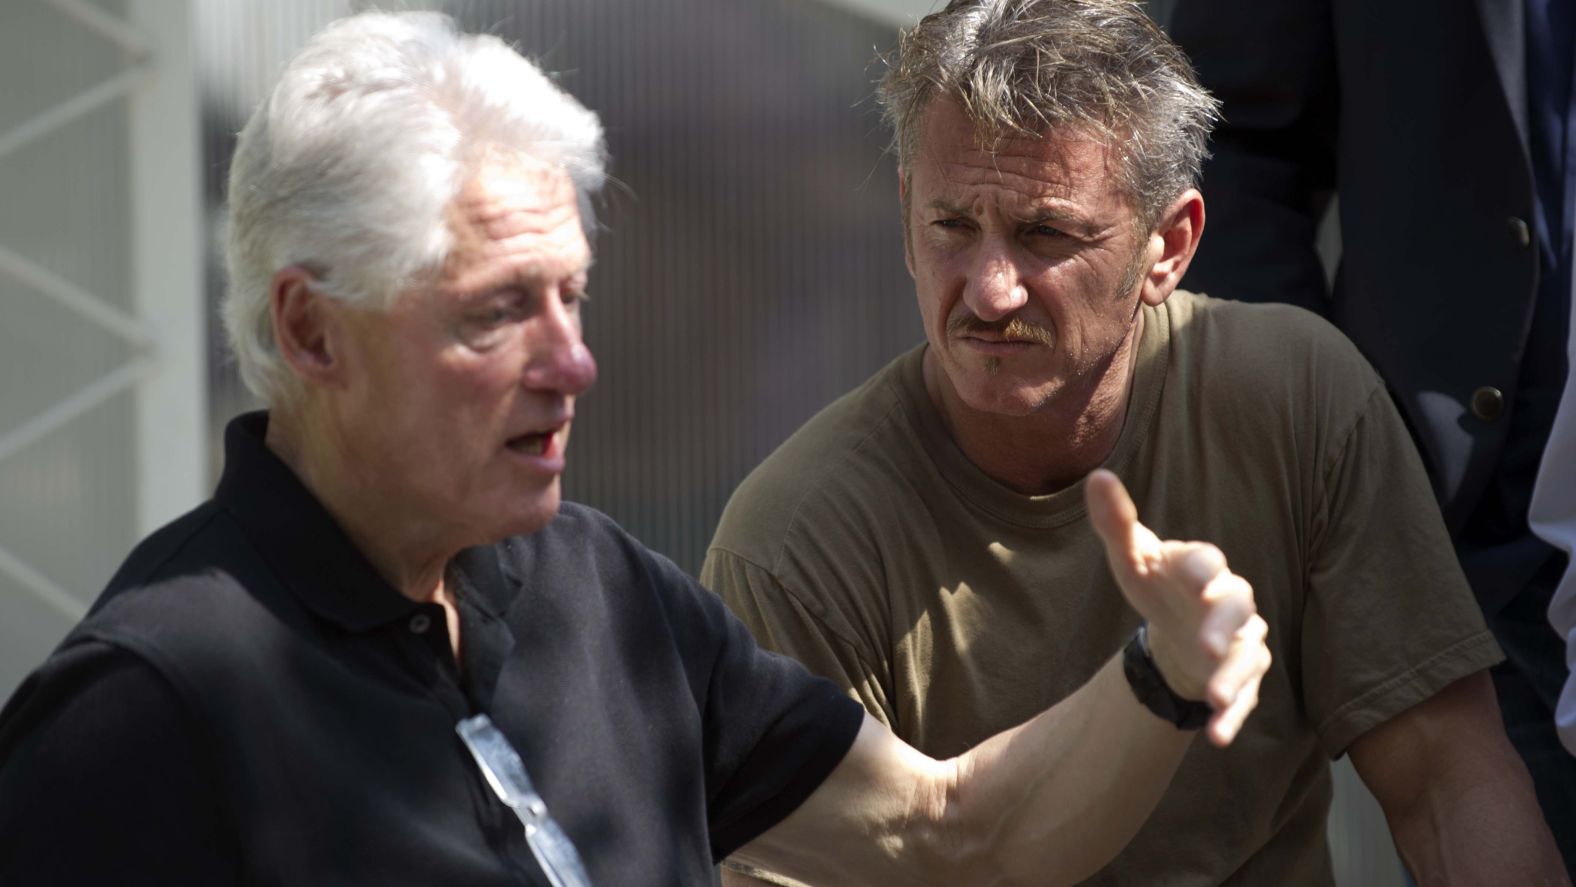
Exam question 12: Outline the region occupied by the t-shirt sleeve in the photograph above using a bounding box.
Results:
[654,551,863,860]
[0,640,239,883]
[702,546,900,729]
[1302,385,1505,757]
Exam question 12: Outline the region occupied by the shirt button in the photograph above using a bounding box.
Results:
[1507,216,1531,248]
[409,613,432,634]
[1470,386,1505,421]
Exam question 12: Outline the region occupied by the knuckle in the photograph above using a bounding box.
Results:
[1227,576,1255,605]
[1189,543,1227,575]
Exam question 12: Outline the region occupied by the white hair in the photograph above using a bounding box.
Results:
[223,11,607,404]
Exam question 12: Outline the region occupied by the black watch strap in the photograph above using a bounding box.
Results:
[1122,624,1211,730]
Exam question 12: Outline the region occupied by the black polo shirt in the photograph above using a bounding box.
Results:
[0,412,862,885]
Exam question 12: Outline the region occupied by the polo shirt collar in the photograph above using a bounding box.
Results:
[214,411,421,633]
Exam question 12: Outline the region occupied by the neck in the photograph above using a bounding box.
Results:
[265,407,454,603]
[925,309,1145,495]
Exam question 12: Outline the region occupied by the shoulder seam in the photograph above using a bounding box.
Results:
[1310,378,1389,530]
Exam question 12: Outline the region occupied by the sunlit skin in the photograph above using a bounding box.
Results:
[902,99,1202,494]
[265,156,597,643]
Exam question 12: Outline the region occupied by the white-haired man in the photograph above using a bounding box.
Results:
[0,12,1271,885]
[705,1,1568,885]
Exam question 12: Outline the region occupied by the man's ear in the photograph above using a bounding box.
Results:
[270,266,348,389]
[898,166,915,278]
[1139,189,1205,307]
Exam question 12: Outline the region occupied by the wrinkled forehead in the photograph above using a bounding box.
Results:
[450,151,583,239]
[439,154,590,286]
[909,98,1129,202]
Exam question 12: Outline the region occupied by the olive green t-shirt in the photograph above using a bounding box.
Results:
[703,291,1501,886]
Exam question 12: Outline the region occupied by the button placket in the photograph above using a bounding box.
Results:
[389,605,468,720]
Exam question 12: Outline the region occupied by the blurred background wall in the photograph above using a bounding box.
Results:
[0,0,1392,882]
[0,0,203,703]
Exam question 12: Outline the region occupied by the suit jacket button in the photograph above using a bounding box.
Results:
[1470,386,1505,421]
[1508,216,1531,248]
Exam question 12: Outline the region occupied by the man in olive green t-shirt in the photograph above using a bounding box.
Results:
[704,2,1567,885]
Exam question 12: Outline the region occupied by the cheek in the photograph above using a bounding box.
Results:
[346,350,426,431]
[913,279,950,332]
[1037,258,1109,314]
[440,365,520,421]
[912,256,958,315]
[371,355,513,445]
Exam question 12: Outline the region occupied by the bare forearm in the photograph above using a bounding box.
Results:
[732,656,1194,887]
[947,655,1193,885]
[1387,758,1567,887]
[1353,674,1569,887]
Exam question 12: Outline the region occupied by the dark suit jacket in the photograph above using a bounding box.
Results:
[1170,0,1538,543]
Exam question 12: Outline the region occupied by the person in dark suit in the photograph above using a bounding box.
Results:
[1169,0,1576,871]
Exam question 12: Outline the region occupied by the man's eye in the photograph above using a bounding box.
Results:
[1030,224,1069,239]
[563,289,590,307]
[467,301,525,333]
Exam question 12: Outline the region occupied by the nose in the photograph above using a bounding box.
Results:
[962,241,1029,322]
[523,296,598,396]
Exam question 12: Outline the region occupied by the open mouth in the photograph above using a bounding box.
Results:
[506,428,559,458]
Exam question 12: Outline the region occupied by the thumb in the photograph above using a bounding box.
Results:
[1086,469,1150,579]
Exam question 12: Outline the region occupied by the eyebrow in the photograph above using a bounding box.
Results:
[449,256,595,302]
[925,196,1085,221]
[924,197,1102,236]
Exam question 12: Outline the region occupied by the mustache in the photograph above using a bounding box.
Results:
[948,313,1056,347]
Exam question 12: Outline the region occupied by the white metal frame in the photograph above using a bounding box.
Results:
[128,0,205,540]
[0,0,204,621]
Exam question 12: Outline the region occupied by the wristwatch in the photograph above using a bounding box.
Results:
[1122,623,1211,730]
